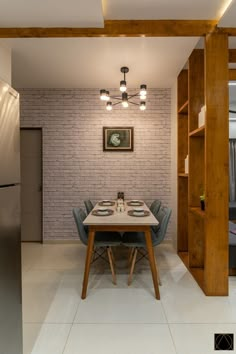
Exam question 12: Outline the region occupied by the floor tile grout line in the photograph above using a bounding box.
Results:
[62,323,74,354]
[160,300,178,354]
[62,294,84,354]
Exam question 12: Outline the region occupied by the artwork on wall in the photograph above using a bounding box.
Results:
[103,127,134,151]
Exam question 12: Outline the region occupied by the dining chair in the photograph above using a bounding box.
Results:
[150,199,162,215]
[72,207,122,284]
[122,206,172,285]
[149,199,162,233]
[84,199,94,214]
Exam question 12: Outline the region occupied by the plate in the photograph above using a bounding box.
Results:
[98,207,108,212]
[126,200,144,206]
[92,209,114,216]
[128,210,150,217]
[98,201,115,206]
[133,207,144,212]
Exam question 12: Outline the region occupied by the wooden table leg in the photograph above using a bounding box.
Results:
[81,228,95,299]
[144,228,160,300]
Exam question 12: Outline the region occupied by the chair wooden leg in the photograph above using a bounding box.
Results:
[128,247,134,265]
[107,247,117,285]
[110,247,116,270]
[128,248,138,286]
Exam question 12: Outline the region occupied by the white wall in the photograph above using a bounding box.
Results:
[170,81,177,249]
[0,40,11,85]
[20,88,172,241]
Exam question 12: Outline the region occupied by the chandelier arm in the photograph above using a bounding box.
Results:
[127,93,139,99]
[112,101,123,106]
[128,101,140,106]
[109,96,123,100]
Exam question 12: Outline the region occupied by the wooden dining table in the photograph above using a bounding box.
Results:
[82,200,160,300]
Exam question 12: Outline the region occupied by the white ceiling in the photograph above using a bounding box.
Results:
[1,0,236,89]
[103,0,225,20]
[5,37,198,89]
[0,0,104,27]
[218,0,236,26]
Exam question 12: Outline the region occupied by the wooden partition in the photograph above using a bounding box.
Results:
[177,33,229,296]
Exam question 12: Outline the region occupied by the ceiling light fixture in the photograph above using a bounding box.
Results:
[100,67,147,111]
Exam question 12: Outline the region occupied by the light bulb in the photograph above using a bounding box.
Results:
[140,84,147,96]
[120,80,127,92]
[140,94,146,100]
[140,102,146,110]
[122,101,129,108]
[106,102,113,111]
[100,89,110,101]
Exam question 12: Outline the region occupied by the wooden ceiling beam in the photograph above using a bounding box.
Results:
[0,20,218,38]
[218,28,236,36]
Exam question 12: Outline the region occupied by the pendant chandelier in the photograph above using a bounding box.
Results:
[99,67,147,111]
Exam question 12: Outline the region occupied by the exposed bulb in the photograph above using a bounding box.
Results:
[120,80,127,92]
[106,102,113,111]
[122,101,129,108]
[140,94,146,100]
[140,84,147,97]
[140,102,146,111]
[100,89,110,101]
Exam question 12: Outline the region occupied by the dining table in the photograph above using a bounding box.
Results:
[82,200,160,300]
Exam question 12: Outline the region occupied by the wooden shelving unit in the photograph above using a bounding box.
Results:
[178,100,189,115]
[178,173,188,178]
[189,126,205,137]
[177,35,229,296]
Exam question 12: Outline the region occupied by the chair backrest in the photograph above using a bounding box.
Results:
[150,199,161,216]
[72,207,88,245]
[84,199,94,214]
[150,199,162,233]
[152,206,172,246]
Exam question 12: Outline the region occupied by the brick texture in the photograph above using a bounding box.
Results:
[19,88,172,241]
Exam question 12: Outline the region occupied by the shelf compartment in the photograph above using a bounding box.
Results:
[189,207,205,218]
[178,173,188,177]
[178,100,188,114]
[189,126,205,137]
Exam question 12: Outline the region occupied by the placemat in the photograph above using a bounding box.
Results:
[92,209,114,216]
[128,210,150,217]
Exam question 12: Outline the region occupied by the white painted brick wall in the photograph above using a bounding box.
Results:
[19,88,172,241]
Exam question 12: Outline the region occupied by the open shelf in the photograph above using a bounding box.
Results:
[178,173,188,177]
[189,207,205,218]
[178,100,188,115]
[189,126,205,137]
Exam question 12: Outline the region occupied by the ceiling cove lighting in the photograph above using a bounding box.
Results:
[100,67,147,111]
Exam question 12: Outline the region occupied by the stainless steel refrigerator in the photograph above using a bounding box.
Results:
[0,80,22,354]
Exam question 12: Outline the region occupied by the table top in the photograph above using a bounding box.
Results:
[83,200,159,226]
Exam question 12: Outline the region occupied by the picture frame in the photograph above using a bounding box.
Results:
[103,126,134,151]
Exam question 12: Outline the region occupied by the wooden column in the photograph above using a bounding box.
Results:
[204,32,229,295]
[188,50,205,268]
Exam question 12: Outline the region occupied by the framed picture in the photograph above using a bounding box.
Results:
[103,127,134,151]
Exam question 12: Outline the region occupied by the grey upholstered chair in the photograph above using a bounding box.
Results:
[150,199,162,215]
[122,206,172,285]
[84,200,94,214]
[73,207,122,284]
[150,199,162,232]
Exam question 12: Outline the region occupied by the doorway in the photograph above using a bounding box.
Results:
[20,128,42,242]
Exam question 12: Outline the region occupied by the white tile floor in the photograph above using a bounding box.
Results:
[22,242,236,354]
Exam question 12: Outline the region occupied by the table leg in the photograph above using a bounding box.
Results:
[144,228,160,300]
[81,228,95,299]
